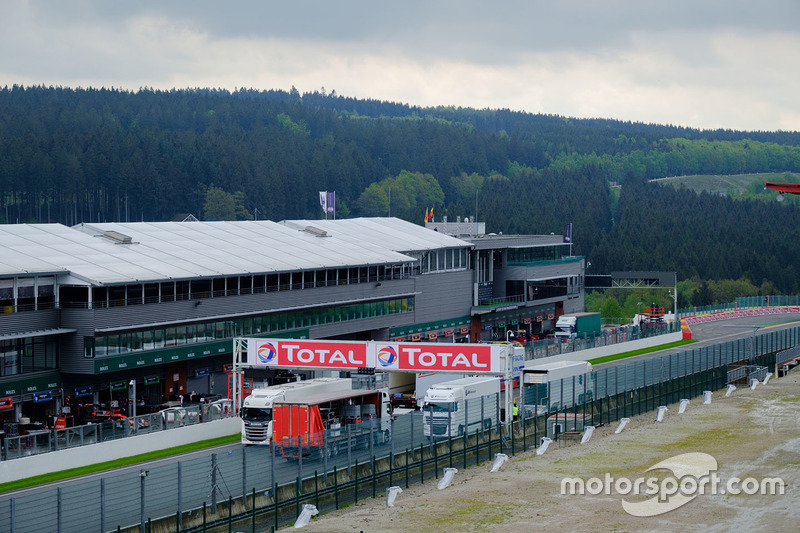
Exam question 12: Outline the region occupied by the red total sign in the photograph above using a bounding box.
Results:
[375,343,499,372]
[247,339,371,369]
[246,339,504,373]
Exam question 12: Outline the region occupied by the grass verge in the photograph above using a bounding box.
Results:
[587,339,696,365]
[0,433,240,494]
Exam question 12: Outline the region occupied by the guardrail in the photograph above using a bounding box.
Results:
[727,365,768,384]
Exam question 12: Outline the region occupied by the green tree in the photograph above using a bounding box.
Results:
[357,170,444,221]
[203,186,252,220]
[203,186,236,220]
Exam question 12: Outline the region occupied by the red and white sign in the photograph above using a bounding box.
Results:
[247,339,371,369]
[245,339,504,373]
[374,343,500,373]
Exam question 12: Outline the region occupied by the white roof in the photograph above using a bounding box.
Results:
[0,219,423,286]
[283,217,473,253]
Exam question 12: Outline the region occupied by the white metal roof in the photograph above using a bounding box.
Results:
[282,217,473,253]
[0,220,421,286]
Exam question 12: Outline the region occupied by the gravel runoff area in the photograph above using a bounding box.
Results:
[300,370,800,532]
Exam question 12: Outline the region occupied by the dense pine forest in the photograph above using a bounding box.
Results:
[2,85,800,299]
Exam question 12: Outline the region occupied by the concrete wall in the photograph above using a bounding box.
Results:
[533,332,684,365]
[0,417,241,484]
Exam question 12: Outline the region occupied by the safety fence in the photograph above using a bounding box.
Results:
[527,320,677,359]
[1,401,232,461]
[678,295,800,318]
[2,323,798,532]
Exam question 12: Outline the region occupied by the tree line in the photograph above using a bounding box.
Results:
[1,85,799,296]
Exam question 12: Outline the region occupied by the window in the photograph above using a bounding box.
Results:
[37,277,55,309]
[144,283,159,304]
[83,337,95,359]
[191,279,211,299]
[240,276,252,295]
[161,282,175,302]
[128,284,143,305]
[0,279,13,311]
[108,286,126,307]
[176,281,190,301]
[143,330,154,350]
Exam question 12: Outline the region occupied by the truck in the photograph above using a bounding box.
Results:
[421,376,501,438]
[240,377,353,445]
[272,380,391,460]
[388,372,470,410]
[554,312,602,342]
[521,360,593,416]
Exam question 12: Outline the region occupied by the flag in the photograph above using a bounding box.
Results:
[424,207,430,223]
[429,206,434,222]
[564,223,572,243]
[319,191,335,215]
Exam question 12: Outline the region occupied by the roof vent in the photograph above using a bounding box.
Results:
[303,226,329,237]
[103,230,133,243]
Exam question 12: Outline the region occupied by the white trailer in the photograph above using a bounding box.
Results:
[240,377,353,445]
[421,376,501,438]
[521,360,593,416]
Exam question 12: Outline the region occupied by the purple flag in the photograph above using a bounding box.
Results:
[319,191,335,215]
[564,223,572,243]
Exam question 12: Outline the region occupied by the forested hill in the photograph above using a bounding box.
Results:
[2,85,800,294]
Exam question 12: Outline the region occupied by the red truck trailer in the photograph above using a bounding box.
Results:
[272,387,391,460]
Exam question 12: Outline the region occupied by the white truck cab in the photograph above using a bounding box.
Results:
[241,377,352,445]
[421,376,500,438]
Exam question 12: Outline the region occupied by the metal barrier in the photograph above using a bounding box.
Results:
[2,401,231,461]
[727,365,768,384]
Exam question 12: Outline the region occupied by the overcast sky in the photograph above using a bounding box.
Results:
[2,1,799,131]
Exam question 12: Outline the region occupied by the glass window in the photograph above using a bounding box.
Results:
[83,336,95,358]
[143,330,154,350]
[185,324,196,343]
[165,328,177,346]
[106,334,119,356]
[154,329,165,348]
[17,278,34,298]
[117,332,130,353]
[253,275,266,294]
[161,282,175,302]
[1,340,20,375]
[128,284,143,305]
[144,283,159,304]
[176,326,187,345]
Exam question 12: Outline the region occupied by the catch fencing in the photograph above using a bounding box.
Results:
[3,321,798,532]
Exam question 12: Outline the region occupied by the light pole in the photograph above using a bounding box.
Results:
[129,379,137,419]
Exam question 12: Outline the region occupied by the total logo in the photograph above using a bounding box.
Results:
[376,346,398,368]
[257,342,278,364]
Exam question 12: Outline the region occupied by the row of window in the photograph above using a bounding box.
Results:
[85,297,415,358]
[507,245,568,264]
[0,338,58,377]
[0,276,56,312]
[62,264,414,309]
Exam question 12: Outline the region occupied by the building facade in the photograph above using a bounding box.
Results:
[0,218,584,427]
